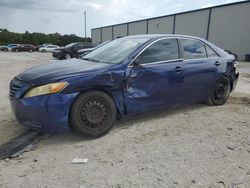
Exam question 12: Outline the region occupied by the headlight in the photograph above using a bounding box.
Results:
[24,82,68,98]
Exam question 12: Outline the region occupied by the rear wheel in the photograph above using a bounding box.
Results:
[41,49,45,53]
[208,77,230,105]
[70,91,116,138]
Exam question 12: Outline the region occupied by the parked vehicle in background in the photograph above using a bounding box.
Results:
[12,44,35,52]
[77,41,111,58]
[34,43,53,51]
[77,48,94,57]
[9,35,239,137]
[39,45,60,52]
[52,42,95,59]
[0,44,19,51]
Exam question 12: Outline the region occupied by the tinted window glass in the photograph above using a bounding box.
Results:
[73,44,80,50]
[181,39,207,59]
[206,45,218,57]
[138,39,179,64]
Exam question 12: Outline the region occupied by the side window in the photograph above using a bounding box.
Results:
[181,39,207,59]
[137,39,179,64]
[82,43,89,48]
[206,45,218,57]
[74,44,83,50]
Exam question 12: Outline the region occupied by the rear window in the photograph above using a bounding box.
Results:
[181,39,207,59]
[206,45,219,57]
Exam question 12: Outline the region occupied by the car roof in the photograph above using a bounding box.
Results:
[123,34,229,59]
[7,44,19,46]
[123,34,207,41]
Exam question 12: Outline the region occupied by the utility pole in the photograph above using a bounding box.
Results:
[84,11,87,39]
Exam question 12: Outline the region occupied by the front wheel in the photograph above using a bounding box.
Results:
[208,77,230,105]
[70,91,116,138]
[41,49,45,53]
[65,53,71,59]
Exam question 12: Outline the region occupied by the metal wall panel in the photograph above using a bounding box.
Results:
[128,21,147,35]
[113,24,128,39]
[209,3,250,60]
[91,29,101,44]
[148,16,174,34]
[175,10,209,39]
[101,27,112,42]
[91,1,250,60]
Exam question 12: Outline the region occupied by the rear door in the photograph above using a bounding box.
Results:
[179,38,222,101]
[124,38,185,113]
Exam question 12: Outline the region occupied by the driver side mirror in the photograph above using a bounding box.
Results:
[133,56,141,66]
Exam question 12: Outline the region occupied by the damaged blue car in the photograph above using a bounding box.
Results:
[9,35,239,137]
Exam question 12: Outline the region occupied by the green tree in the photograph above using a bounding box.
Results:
[0,29,92,46]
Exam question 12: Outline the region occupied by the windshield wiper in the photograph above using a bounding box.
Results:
[81,57,100,62]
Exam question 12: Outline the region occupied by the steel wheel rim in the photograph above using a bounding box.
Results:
[214,81,229,99]
[66,54,71,59]
[80,99,107,128]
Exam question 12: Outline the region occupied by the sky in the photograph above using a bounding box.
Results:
[0,0,245,37]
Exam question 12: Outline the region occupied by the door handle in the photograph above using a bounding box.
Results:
[175,66,182,73]
[214,61,221,66]
[129,73,137,78]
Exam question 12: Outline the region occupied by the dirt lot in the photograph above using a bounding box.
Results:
[0,52,249,188]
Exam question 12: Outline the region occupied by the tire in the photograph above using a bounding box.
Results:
[208,77,230,105]
[70,91,116,138]
[42,49,45,53]
[65,53,71,59]
[29,49,32,52]
[15,49,19,52]
[4,48,7,52]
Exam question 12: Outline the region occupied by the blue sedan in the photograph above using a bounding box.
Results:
[9,35,239,137]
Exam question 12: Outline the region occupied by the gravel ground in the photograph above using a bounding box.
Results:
[0,52,53,145]
[0,52,249,188]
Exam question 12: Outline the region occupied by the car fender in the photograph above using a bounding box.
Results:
[61,70,126,118]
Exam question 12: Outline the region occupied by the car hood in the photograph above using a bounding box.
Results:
[16,58,113,85]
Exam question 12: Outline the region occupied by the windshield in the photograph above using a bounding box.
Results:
[82,37,148,64]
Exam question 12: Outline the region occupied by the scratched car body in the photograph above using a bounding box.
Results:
[9,35,239,137]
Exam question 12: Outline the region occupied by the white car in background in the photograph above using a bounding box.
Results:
[39,45,60,52]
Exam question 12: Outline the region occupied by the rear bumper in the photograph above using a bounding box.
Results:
[231,72,239,92]
[10,92,79,133]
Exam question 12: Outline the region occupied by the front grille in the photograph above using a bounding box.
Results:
[9,78,30,100]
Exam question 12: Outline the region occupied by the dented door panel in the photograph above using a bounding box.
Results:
[124,61,184,114]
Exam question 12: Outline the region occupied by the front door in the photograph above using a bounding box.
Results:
[124,38,185,114]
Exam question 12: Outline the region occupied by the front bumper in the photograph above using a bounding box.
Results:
[10,92,79,133]
[52,51,64,59]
